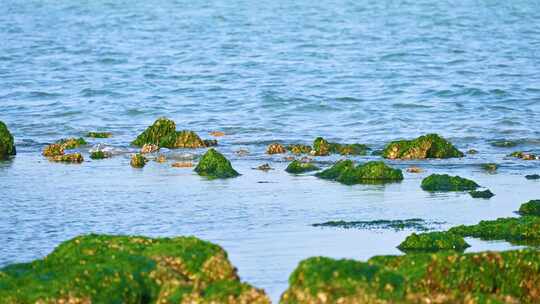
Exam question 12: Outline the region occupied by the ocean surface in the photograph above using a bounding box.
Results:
[1,0,540,301]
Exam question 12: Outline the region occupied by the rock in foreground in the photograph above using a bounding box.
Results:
[281,249,540,303]
[382,133,463,159]
[195,148,239,179]
[518,200,540,216]
[0,121,16,160]
[0,234,269,303]
[421,174,479,191]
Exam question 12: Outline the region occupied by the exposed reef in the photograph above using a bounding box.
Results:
[382,133,463,159]
[469,189,494,199]
[397,231,470,253]
[285,160,320,174]
[449,216,540,244]
[312,218,442,231]
[421,174,479,191]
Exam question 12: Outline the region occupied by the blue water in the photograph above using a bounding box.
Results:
[1,0,540,301]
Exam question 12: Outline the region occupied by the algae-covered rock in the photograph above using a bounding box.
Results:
[0,121,16,160]
[266,143,286,154]
[130,153,147,168]
[382,133,464,159]
[312,137,368,156]
[491,140,518,148]
[312,137,331,156]
[86,131,112,138]
[316,160,402,185]
[518,200,540,216]
[0,234,269,303]
[132,118,207,149]
[281,249,540,303]
[57,137,87,149]
[140,143,160,154]
[312,218,439,231]
[469,189,494,199]
[286,144,312,155]
[315,160,355,180]
[421,174,479,191]
[90,151,111,160]
[195,149,239,179]
[285,160,320,174]
[449,216,540,243]
[467,148,478,154]
[50,153,84,163]
[397,231,470,253]
[42,143,64,157]
[481,163,498,172]
[203,139,218,147]
[508,151,538,160]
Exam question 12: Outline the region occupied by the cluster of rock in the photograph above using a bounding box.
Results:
[266,137,369,156]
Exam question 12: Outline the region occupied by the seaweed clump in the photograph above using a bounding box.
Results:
[281,249,540,303]
[42,144,64,157]
[130,153,147,168]
[86,131,112,138]
[312,218,440,231]
[469,189,495,199]
[194,148,239,179]
[518,200,540,216]
[0,234,269,303]
[397,231,470,253]
[316,160,403,185]
[0,121,16,160]
[382,133,463,159]
[286,144,312,155]
[285,160,320,174]
[57,137,87,149]
[132,118,207,149]
[50,153,84,163]
[312,137,368,156]
[90,151,111,160]
[449,216,540,243]
[266,143,286,154]
[421,174,479,191]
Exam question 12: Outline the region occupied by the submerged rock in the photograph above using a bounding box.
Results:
[154,154,167,163]
[285,160,320,174]
[42,143,64,157]
[316,160,403,185]
[203,139,218,147]
[86,131,112,138]
[281,249,540,303]
[312,218,441,231]
[481,163,498,172]
[469,189,495,199]
[0,121,16,160]
[525,174,540,180]
[266,143,286,154]
[397,231,470,252]
[449,216,540,243]
[508,151,538,160]
[50,153,84,163]
[518,200,540,216]
[256,163,273,171]
[130,153,147,168]
[286,144,312,155]
[491,140,518,147]
[467,148,478,154]
[421,174,479,191]
[90,150,111,160]
[57,137,87,149]
[382,133,463,159]
[140,143,160,154]
[0,234,269,303]
[195,149,239,179]
[132,118,207,149]
[406,166,423,173]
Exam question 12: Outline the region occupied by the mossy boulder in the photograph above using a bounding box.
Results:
[281,249,540,303]
[86,131,112,138]
[195,149,239,179]
[132,118,206,149]
[421,174,479,191]
[0,121,16,160]
[285,160,320,174]
[50,153,84,163]
[130,153,147,168]
[57,137,87,149]
[312,137,368,156]
[316,160,402,185]
[449,216,540,243]
[469,189,494,199]
[266,143,286,154]
[518,200,540,216]
[42,144,64,157]
[90,151,112,160]
[312,137,331,156]
[0,234,269,303]
[286,144,312,155]
[397,231,470,253]
[382,133,463,159]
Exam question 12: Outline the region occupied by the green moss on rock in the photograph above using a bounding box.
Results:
[382,133,464,159]
[86,131,112,138]
[481,163,498,172]
[285,160,320,174]
[195,149,239,179]
[491,140,518,148]
[0,234,269,303]
[469,189,494,199]
[312,218,438,232]
[57,137,88,149]
[397,231,470,253]
[312,137,331,156]
[266,143,286,154]
[130,153,147,168]
[421,174,479,191]
[449,216,540,243]
[312,138,368,156]
[518,200,540,216]
[50,153,84,163]
[132,118,207,149]
[286,144,312,155]
[316,160,402,185]
[315,160,355,180]
[90,151,111,160]
[42,144,64,157]
[0,121,16,160]
[282,249,540,303]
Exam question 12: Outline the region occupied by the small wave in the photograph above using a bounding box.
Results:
[27,91,62,98]
[80,88,122,97]
[392,103,432,109]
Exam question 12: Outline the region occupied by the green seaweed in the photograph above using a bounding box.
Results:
[316,160,402,185]
[421,174,479,191]
[312,138,368,156]
[42,144,64,157]
[397,231,470,253]
[130,153,147,168]
[57,137,88,149]
[312,218,442,231]
[0,121,16,160]
[0,234,269,303]
[469,189,494,199]
[312,137,331,156]
[132,118,206,149]
[490,140,518,148]
[518,200,540,216]
[86,131,112,138]
[90,151,111,160]
[286,144,312,155]
[194,149,239,179]
[481,163,498,172]
[50,153,84,163]
[449,216,540,243]
[315,160,355,180]
[382,133,463,159]
[285,160,320,174]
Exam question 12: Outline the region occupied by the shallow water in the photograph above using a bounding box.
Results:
[1,0,540,301]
